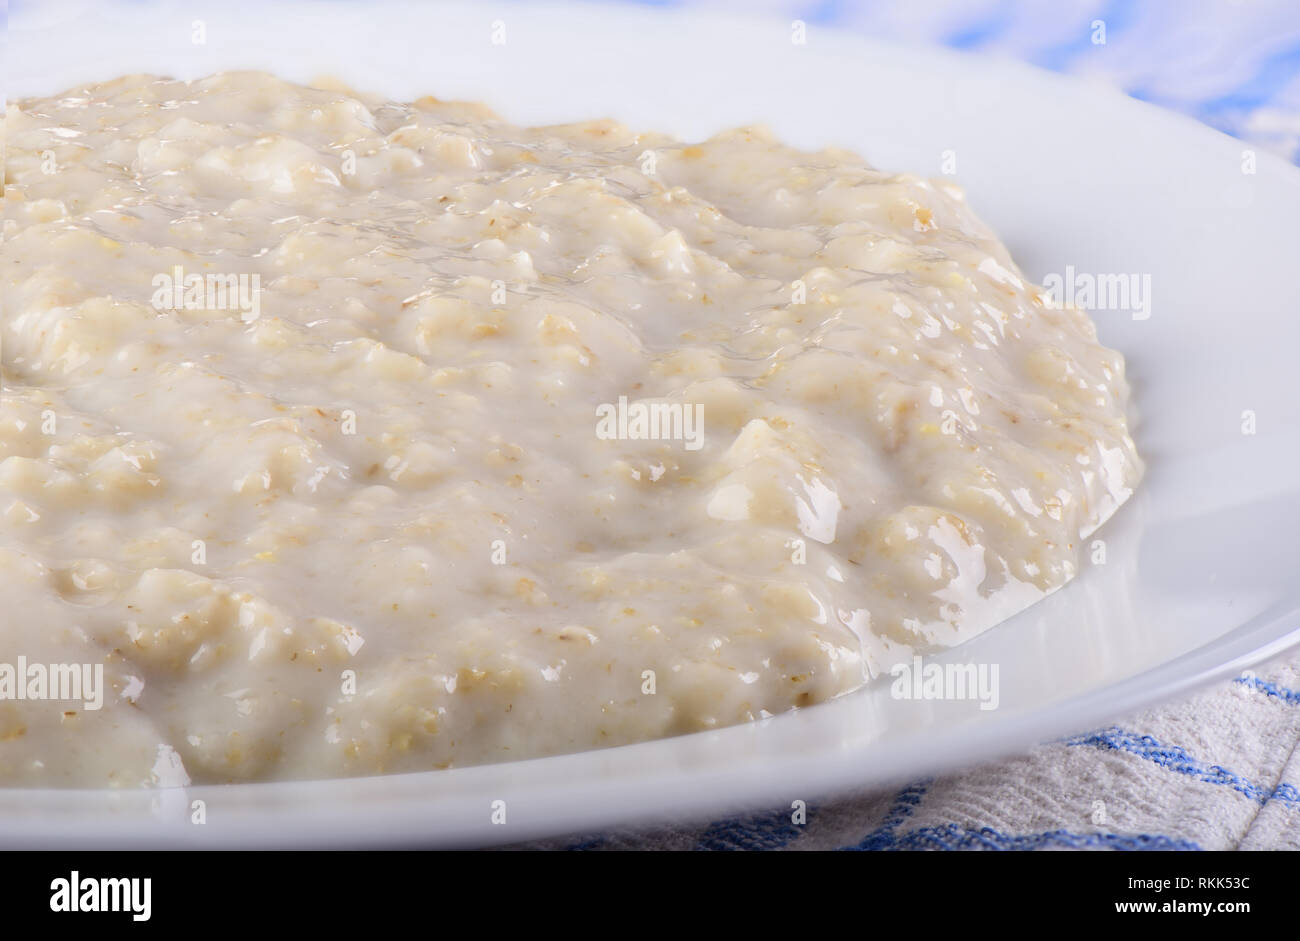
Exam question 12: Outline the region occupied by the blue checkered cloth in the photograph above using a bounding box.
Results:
[509,0,1300,851]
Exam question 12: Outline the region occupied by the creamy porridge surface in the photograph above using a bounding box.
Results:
[0,72,1142,786]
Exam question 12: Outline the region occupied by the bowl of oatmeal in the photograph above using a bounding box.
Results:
[1,0,1297,846]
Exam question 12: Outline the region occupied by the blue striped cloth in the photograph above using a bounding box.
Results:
[510,0,1300,851]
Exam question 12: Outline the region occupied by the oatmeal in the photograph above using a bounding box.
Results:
[0,72,1142,785]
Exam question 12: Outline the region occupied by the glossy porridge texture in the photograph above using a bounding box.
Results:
[0,73,1142,785]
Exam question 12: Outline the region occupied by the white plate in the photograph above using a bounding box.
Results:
[5,0,1300,848]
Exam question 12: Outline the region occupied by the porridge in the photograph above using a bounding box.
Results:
[0,73,1142,786]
